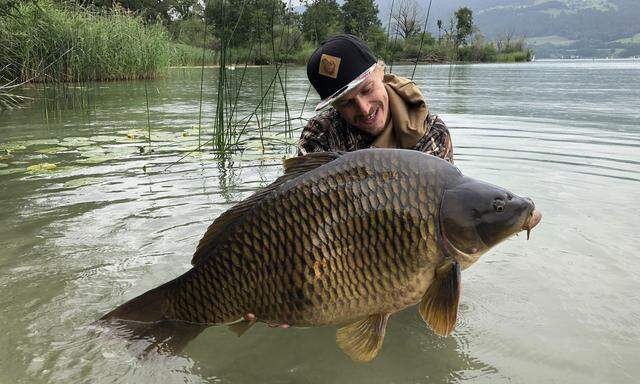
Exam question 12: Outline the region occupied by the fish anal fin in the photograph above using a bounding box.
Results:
[336,313,390,363]
[419,260,461,336]
[191,152,343,266]
[228,319,256,337]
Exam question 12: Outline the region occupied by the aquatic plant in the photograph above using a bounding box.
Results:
[0,79,32,110]
[169,43,217,67]
[0,1,172,83]
[200,0,304,153]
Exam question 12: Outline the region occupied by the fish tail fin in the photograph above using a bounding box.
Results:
[100,279,176,323]
[95,318,207,356]
[97,278,207,355]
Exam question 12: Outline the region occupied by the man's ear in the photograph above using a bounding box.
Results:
[373,65,384,80]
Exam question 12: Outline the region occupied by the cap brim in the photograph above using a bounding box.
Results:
[314,63,377,112]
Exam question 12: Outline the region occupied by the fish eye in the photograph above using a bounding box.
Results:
[493,199,505,212]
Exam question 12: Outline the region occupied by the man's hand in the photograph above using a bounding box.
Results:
[244,313,290,329]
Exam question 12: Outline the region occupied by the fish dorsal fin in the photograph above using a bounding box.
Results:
[336,313,390,362]
[283,151,343,175]
[191,152,342,266]
[419,260,461,336]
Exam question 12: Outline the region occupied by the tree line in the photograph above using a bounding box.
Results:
[3,0,532,67]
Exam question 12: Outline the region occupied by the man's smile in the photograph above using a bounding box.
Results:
[357,106,380,125]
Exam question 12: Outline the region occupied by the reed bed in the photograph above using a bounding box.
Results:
[497,51,533,63]
[169,43,217,67]
[0,1,171,83]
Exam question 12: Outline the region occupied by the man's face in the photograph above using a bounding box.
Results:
[332,70,389,136]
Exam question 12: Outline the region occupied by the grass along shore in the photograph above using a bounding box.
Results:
[1,1,532,86]
[0,1,216,84]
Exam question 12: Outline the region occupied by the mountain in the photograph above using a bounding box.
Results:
[374,0,640,58]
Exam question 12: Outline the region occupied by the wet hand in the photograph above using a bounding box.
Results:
[244,313,290,329]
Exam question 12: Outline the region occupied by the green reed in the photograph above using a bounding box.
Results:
[169,43,217,67]
[411,0,433,80]
[0,81,32,110]
[0,1,171,84]
[197,16,210,150]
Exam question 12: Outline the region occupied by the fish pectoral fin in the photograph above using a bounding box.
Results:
[336,313,390,363]
[419,260,461,336]
[228,319,256,337]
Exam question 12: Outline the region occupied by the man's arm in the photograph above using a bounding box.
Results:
[413,114,454,164]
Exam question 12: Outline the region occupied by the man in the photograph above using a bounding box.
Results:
[298,34,454,164]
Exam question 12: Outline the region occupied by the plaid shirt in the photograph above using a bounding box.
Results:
[297,108,454,163]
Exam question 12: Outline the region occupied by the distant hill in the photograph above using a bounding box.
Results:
[374,0,640,58]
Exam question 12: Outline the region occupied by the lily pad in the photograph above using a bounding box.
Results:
[76,146,130,164]
[117,129,147,136]
[0,143,27,152]
[27,163,57,172]
[77,157,109,165]
[61,137,94,147]
[36,146,70,155]
[25,139,61,146]
[0,168,25,176]
[64,177,102,189]
[89,135,117,143]
[114,134,145,144]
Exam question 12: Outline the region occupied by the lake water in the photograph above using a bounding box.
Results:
[1,60,639,383]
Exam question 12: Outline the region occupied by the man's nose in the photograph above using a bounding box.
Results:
[354,96,369,116]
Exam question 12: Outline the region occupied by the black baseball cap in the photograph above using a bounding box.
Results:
[307,34,377,111]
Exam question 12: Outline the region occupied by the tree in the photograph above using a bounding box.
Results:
[78,0,198,24]
[205,0,286,48]
[392,0,422,39]
[341,0,381,39]
[302,0,342,44]
[454,7,473,46]
[172,0,197,19]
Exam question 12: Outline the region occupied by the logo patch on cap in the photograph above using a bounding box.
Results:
[318,54,341,79]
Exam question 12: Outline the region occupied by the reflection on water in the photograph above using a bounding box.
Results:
[1,60,639,383]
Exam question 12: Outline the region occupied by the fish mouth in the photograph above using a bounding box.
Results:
[522,209,542,240]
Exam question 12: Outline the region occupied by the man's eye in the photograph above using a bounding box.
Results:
[362,87,371,94]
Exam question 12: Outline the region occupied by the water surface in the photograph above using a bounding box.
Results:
[1,59,639,383]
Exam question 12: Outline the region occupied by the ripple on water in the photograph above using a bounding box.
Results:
[1,63,639,383]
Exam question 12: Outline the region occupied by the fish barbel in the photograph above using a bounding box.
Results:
[100,149,542,362]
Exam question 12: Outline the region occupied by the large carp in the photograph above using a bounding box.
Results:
[100,149,541,362]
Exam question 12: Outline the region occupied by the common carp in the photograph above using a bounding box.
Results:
[100,148,541,362]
